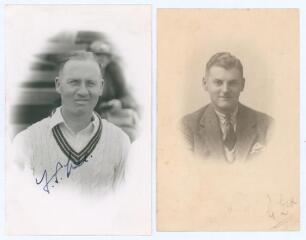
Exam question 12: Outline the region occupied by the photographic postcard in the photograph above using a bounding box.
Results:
[5,5,151,235]
[157,8,299,231]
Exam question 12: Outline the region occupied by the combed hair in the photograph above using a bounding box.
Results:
[205,52,243,77]
[58,50,104,77]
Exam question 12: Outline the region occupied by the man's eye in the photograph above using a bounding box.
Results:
[214,80,223,86]
[68,80,79,85]
[229,81,239,87]
[87,81,97,87]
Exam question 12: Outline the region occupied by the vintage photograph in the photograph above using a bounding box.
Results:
[6,5,151,235]
[180,52,274,162]
[12,31,136,194]
[157,9,299,231]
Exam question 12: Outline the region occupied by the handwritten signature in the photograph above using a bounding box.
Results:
[266,194,298,229]
[35,154,91,194]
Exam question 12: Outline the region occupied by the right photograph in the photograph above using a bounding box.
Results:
[157,9,299,231]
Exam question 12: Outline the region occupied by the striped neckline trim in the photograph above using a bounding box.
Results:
[52,114,102,165]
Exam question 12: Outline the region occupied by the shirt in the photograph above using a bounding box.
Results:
[50,107,100,152]
[215,107,238,162]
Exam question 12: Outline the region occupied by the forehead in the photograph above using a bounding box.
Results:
[61,59,102,80]
[207,66,242,80]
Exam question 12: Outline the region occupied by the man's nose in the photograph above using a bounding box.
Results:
[77,83,89,96]
[221,83,230,93]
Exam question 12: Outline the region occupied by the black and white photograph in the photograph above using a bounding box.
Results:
[6,5,151,235]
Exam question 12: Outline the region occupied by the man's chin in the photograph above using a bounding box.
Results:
[214,102,238,113]
[72,106,94,115]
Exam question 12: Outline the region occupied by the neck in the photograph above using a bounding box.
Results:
[213,104,239,116]
[61,108,93,134]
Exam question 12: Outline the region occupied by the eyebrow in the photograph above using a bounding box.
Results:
[212,78,240,82]
[67,78,80,81]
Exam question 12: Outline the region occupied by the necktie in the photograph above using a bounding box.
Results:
[223,115,236,150]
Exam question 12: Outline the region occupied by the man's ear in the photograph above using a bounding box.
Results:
[99,78,104,96]
[55,77,61,94]
[202,77,208,91]
[241,77,245,91]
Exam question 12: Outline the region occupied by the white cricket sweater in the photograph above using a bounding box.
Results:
[13,110,131,194]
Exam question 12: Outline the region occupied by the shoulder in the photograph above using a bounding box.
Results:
[179,105,210,149]
[13,116,51,142]
[12,117,52,168]
[239,104,273,125]
[101,119,131,162]
[180,105,209,132]
[239,104,273,122]
[102,119,130,147]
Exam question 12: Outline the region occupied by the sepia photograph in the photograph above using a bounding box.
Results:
[6,5,151,235]
[180,51,274,162]
[157,9,299,231]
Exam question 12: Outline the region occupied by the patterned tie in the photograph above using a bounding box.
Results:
[224,114,236,150]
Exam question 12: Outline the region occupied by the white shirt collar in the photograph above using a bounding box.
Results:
[215,106,238,126]
[49,107,99,132]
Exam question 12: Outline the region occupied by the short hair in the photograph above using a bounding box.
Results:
[205,52,243,77]
[58,50,104,78]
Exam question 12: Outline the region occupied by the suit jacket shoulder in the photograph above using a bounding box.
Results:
[180,103,274,161]
[180,105,210,150]
[181,106,208,131]
[238,104,274,142]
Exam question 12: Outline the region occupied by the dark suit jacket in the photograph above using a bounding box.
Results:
[180,103,273,162]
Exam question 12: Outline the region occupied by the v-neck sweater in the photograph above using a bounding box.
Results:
[13,109,131,193]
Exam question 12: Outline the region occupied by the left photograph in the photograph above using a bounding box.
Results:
[6,5,151,235]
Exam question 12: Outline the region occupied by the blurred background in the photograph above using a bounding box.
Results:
[10,30,140,141]
[6,6,151,234]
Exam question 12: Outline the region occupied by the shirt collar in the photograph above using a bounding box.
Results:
[215,106,238,125]
[49,107,99,131]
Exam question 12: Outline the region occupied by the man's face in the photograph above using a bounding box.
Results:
[55,59,103,116]
[204,66,245,114]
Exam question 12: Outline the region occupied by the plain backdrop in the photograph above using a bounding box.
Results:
[157,8,299,231]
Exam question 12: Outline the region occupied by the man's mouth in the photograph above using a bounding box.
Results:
[75,99,89,103]
[219,96,232,100]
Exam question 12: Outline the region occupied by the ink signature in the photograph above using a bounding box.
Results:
[35,154,91,194]
[266,194,298,229]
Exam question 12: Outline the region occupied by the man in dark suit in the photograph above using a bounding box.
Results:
[181,52,273,163]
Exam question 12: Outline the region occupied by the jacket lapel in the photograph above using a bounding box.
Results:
[195,104,225,160]
[235,104,257,161]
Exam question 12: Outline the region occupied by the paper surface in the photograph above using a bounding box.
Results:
[6,5,151,235]
[157,9,299,231]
